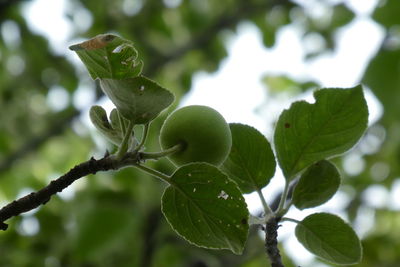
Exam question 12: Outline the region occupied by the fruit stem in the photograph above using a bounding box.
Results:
[134,123,150,152]
[117,121,134,159]
[140,143,184,161]
[134,163,171,184]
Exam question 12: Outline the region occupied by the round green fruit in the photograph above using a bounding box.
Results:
[159,105,232,166]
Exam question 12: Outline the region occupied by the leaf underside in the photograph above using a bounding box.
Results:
[162,163,249,255]
[221,123,276,193]
[292,160,341,210]
[100,76,174,124]
[295,213,362,265]
[274,85,368,180]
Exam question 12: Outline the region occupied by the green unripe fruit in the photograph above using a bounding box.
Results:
[160,105,232,166]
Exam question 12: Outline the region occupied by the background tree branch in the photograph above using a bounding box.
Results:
[0,0,291,175]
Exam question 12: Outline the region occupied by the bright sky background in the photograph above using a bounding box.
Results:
[12,0,400,265]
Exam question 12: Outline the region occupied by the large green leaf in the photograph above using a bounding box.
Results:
[274,85,368,180]
[292,160,340,210]
[295,213,362,265]
[100,76,174,124]
[162,163,249,254]
[69,34,143,79]
[221,123,276,193]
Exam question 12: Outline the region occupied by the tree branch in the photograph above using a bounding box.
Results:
[146,0,292,74]
[265,217,284,267]
[0,145,177,230]
[0,154,128,230]
[0,109,80,173]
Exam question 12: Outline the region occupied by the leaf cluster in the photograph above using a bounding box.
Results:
[70,34,369,265]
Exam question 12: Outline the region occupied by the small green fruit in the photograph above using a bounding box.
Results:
[160,105,232,166]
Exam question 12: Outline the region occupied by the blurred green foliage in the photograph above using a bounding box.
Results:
[0,0,399,266]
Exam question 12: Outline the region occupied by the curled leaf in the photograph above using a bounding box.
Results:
[89,105,122,145]
[70,34,143,79]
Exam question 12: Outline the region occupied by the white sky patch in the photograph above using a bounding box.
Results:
[17,216,40,236]
[73,83,96,110]
[307,17,384,87]
[22,0,72,55]
[1,20,21,48]
[46,85,70,112]
[346,0,379,15]
[181,23,273,133]
[354,206,375,238]
[362,185,389,209]
[389,180,400,210]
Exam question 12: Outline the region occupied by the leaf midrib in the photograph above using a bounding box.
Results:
[299,223,357,262]
[168,175,244,252]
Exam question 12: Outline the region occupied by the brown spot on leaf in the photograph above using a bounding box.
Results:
[284,123,291,128]
[76,34,116,50]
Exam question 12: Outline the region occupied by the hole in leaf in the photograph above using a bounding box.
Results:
[112,44,124,53]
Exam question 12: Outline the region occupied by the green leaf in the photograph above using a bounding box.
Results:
[89,105,122,145]
[109,108,125,133]
[69,34,143,79]
[162,163,249,254]
[292,160,340,210]
[274,85,368,180]
[100,76,174,124]
[221,123,276,193]
[295,213,362,265]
